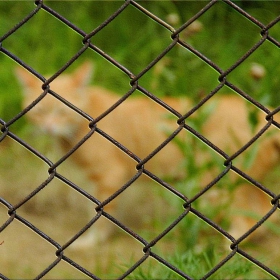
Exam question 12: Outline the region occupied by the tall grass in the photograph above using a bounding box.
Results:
[1,1,280,123]
[1,1,280,278]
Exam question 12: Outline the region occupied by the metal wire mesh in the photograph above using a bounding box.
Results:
[0,1,280,279]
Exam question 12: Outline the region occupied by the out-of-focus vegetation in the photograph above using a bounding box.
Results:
[0,1,280,128]
[1,1,280,279]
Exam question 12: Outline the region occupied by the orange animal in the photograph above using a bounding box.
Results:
[16,62,280,247]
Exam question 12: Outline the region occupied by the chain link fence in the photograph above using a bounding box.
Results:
[1,1,280,279]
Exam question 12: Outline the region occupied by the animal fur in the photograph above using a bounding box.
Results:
[16,62,280,247]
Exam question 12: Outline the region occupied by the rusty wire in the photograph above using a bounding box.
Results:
[0,0,280,279]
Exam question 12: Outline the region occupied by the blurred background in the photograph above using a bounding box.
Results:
[0,1,280,279]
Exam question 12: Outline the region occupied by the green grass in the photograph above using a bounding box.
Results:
[1,1,280,279]
[1,1,280,124]
[121,249,269,280]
